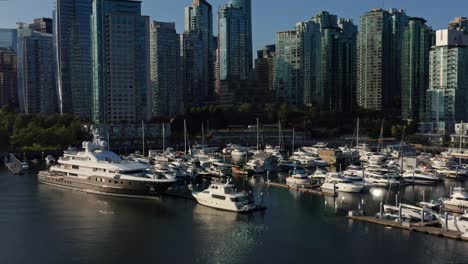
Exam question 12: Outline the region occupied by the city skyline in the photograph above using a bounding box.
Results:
[0,0,467,52]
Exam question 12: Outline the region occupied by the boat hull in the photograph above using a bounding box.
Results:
[38,171,174,198]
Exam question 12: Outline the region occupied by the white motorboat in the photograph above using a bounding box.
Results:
[310,169,327,182]
[286,169,311,188]
[192,182,256,212]
[436,166,467,180]
[364,166,400,187]
[321,174,364,193]
[378,204,434,221]
[402,169,442,185]
[439,213,468,235]
[21,161,29,170]
[443,187,468,209]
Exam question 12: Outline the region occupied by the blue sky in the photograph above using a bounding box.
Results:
[0,0,466,52]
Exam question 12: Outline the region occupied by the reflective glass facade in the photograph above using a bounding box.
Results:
[17,24,57,114]
[401,18,431,121]
[183,0,214,106]
[91,0,150,125]
[218,0,252,82]
[54,0,92,117]
[0,29,17,52]
[150,21,182,118]
[426,31,468,124]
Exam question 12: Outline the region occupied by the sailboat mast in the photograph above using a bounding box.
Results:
[184,119,187,154]
[292,128,295,153]
[460,121,463,165]
[162,123,165,151]
[356,118,360,147]
[278,120,281,149]
[256,118,259,150]
[202,122,205,152]
[142,120,145,157]
[378,119,384,153]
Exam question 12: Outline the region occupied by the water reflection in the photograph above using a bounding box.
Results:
[192,204,267,264]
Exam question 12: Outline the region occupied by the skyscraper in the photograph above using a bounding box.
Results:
[275,21,321,106]
[0,29,17,52]
[54,0,93,118]
[255,44,275,94]
[184,0,214,106]
[401,18,431,122]
[29,18,53,33]
[150,21,183,118]
[311,11,357,112]
[218,0,253,84]
[357,8,408,115]
[426,29,468,127]
[0,49,18,108]
[17,23,57,114]
[91,0,151,125]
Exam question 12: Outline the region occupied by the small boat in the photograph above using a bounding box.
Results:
[45,155,56,166]
[309,169,327,182]
[443,187,468,210]
[402,169,442,185]
[286,168,311,188]
[438,213,468,235]
[192,182,257,212]
[21,161,29,170]
[377,204,434,221]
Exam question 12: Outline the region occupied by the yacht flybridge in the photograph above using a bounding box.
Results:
[38,134,176,199]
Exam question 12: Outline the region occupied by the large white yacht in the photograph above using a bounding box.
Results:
[192,182,256,212]
[321,173,364,193]
[443,187,468,209]
[38,135,176,199]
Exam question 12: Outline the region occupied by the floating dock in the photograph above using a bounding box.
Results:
[266,181,336,197]
[347,214,468,242]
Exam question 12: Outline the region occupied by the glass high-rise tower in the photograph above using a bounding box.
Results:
[218,0,253,84]
[54,0,93,118]
[17,23,57,114]
[401,18,431,122]
[91,0,151,125]
[183,0,214,106]
[357,8,409,115]
[150,21,183,118]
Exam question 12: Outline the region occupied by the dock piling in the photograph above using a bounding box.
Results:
[380,202,383,219]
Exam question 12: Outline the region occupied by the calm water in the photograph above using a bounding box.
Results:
[1,167,468,264]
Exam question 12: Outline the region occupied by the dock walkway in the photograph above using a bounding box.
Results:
[348,215,468,242]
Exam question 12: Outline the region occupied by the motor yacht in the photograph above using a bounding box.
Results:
[439,213,468,235]
[377,204,434,221]
[402,169,442,185]
[443,187,468,209]
[38,135,176,198]
[310,169,327,182]
[321,174,364,193]
[286,168,311,188]
[192,182,256,212]
[364,167,400,187]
